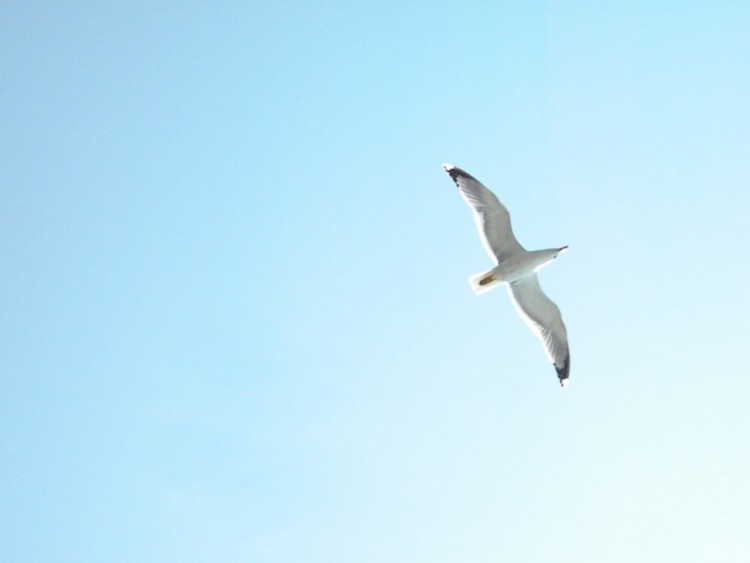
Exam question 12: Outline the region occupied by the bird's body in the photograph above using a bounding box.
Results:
[469,248,563,293]
[443,164,571,386]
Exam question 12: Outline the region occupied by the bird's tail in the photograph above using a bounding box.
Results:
[468,269,503,295]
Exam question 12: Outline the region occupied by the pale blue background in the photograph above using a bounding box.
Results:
[2,2,749,561]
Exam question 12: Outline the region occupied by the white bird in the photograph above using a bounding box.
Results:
[443,164,570,387]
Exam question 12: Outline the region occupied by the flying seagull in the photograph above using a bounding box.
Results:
[443,164,570,387]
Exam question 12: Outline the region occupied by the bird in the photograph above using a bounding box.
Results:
[443,163,570,387]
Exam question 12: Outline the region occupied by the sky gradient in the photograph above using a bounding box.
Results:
[2,2,750,561]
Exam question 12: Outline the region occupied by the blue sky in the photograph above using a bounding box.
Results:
[2,2,750,561]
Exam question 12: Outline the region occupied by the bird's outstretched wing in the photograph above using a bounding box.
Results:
[507,274,570,386]
[443,164,524,263]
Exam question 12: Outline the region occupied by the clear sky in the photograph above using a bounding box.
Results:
[2,2,750,561]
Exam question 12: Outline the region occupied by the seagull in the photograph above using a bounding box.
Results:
[443,164,570,387]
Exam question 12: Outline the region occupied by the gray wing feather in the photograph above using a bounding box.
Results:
[507,274,570,383]
[443,165,524,263]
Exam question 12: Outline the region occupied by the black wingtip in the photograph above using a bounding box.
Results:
[442,163,478,184]
[556,354,570,388]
